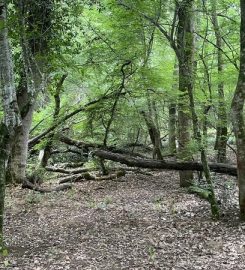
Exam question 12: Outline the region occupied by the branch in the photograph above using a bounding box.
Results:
[194,31,239,70]
[28,91,127,148]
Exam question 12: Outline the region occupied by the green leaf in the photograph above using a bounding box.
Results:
[3,259,10,267]
[2,248,9,257]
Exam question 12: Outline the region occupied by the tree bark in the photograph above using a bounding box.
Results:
[6,0,52,183]
[231,0,245,220]
[141,111,163,160]
[7,96,34,183]
[168,62,178,155]
[93,150,237,176]
[176,0,195,187]
[59,135,148,159]
[0,0,21,250]
[40,74,67,167]
[0,125,9,251]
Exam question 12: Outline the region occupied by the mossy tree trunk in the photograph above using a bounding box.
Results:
[40,74,67,168]
[0,0,21,250]
[231,0,245,221]
[176,0,194,187]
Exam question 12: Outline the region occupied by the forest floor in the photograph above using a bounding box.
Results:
[1,169,245,270]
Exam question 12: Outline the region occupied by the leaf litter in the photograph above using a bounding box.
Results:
[1,170,245,269]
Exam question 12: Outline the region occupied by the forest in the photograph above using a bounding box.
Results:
[0,0,245,269]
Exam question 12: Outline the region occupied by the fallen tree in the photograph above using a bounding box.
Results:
[92,150,238,177]
[57,136,237,176]
[45,166,92,174]
[59,135,147,158]
[58,170,126,184]
[22,180,72,193]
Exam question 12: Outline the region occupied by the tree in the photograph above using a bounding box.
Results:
[211,0,228,163]
[175,0,195,187]
[0,0,21,251]
[231,0,245,221]
[6,0,53,184]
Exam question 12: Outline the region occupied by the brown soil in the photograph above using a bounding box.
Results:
[1,170,245,270]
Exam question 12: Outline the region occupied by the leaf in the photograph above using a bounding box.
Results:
[2,248,8,257]
[3,259,10,267]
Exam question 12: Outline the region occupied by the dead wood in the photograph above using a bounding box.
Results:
[59,135,147,158]
[58,175,84,184]
[22,180,72,193]
[58,170,126,184]
[46,166,92,174]
[93,150,238,177]
[54,162,85,168]
[95,170,126,180]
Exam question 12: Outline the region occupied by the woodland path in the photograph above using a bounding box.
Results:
[1,170,245,270]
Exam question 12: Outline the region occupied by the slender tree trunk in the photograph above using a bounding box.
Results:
[211,0,228,163]
[103,61,131,146]
[231,0,245,221]
[199,53,212,147]
[176,0,194,187]
[141,111,163,160]
[40,74,67,167]
[169,103,177,155]
[168,62,178,155]
[0,125,8,251]
[188,72,220,219]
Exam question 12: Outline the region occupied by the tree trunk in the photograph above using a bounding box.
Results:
[8,105,34,183]
[0,125,8,251]
[141,111,163,160]
[168,103,177,155]
[6,0,52,183]
[0,0,21,250]
[177,0,219,218]
[211,0,228,163]
[176,0,194,187]
[93,150,237,176]
[40,74,67,167]
[168,62,178,155]
[231,0,245,221]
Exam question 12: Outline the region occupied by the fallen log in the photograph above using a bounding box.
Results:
[58,175,84,184]
[59,135,148,159]
[22,179,72,193]
[188,186,211,200]
[53,162,85,168]
[93,150,238,177]
[58,170,126,184]
[45,166,93,174]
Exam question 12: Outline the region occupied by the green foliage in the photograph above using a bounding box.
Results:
[28,0,240,167]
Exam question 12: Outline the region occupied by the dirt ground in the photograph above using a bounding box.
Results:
[1,170,245,270]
